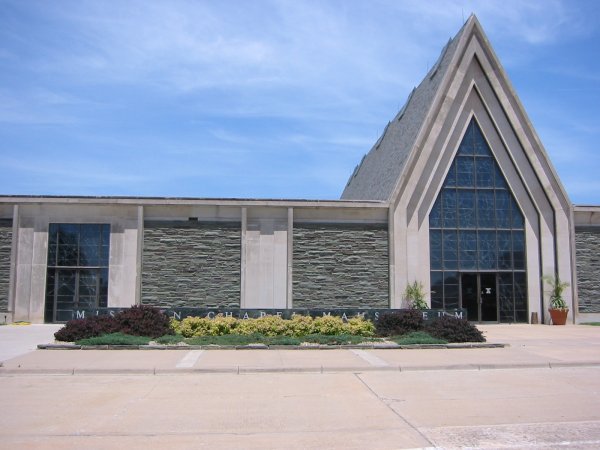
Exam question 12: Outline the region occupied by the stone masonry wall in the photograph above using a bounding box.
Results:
[142,221,241,308]
[293,223,388,308]
[576,227,600,313]
[0,220,12,312]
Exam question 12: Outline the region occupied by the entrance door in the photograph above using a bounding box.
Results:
[460,273,498,322]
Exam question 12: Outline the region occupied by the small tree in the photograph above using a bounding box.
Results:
[403,281,429,310]
[543,274,569,310]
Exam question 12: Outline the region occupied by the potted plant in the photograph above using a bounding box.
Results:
[403,281,429,310]
[543,274,570,325]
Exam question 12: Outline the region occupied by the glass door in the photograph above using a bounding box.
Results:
[460,273,498,322]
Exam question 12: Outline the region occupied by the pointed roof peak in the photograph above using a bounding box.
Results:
[341,17,472,201]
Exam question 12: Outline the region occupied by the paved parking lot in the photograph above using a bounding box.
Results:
[1,324,599,449]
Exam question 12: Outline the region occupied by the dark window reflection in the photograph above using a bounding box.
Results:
[45,224,110,322]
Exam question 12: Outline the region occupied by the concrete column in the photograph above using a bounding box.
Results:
[135,205,144,305]
[287,207,293,309]
[7,205,19,320]
[387,207,395,308]
[240,207,247,308]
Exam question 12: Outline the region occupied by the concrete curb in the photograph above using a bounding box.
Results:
[2,361,600,376]
[37,342,507,350]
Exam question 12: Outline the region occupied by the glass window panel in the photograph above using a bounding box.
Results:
[430,230,443,270]
[456,157,475,187]
[513,231,525,269]
[514,272,527,310]
[511,198,524,229]
[457,190,476,228]
[80,224,101,247]
[497,231,512,269]
[58,224,79,246]
[57,245,79,266]
[430,197,442,228]
[430,272,444,309]
[494,164,508,189]
[443,162,457,187]
[475,157,494,187]
[459,230,477,270]
[457,123,474,155]
[478,230,497,269]
[79,245,100,266]
[443,230,458,270]
[101,225,111,246]
[443,271,459,286]
[495,190,511,228]
[442,189,457,228]
[477,191,496,228]
[472,123,491,156]
[77,296,96,309]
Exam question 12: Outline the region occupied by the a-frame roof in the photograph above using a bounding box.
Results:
[341,14,571,214]
[341,18,469,201]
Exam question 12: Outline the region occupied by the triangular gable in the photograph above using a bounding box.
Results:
[340,20,468,201]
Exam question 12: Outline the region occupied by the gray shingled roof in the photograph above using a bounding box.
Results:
[341,19,469,201]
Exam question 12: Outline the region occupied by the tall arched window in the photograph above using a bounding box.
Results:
[429,118,527,322]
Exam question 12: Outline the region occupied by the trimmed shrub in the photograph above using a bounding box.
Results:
[345,316,375,337]
[54,315,119,342]
[375,310,424,337]
[301,334,372,345]
[312,315,345,335]
[155,334,186,344]
[250,315,288,337]
[115,305,172,338]
[76,333,152,346]
[425,316,485,343]
[179,317,212,337]
[288,314,314,336]
[392,331,447,345]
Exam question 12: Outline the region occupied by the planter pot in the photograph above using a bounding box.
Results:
[548,308,569,325]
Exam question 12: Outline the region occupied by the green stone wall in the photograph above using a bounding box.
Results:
[576,227,600,313]
[292,223,389,309]
[142,221,241,308]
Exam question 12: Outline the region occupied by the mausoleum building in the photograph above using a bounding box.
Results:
[1,16,599,324]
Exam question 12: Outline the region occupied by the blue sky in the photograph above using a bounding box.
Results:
[1,0,599,203]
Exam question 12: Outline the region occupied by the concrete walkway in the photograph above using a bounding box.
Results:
[1,324,600,449]
[1,323,599,374]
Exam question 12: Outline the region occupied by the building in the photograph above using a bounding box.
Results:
[1,15,598,324]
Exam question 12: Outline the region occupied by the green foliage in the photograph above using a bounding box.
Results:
[403,281,429,310]
[185,333,266,346]
[55,315,119,342]
[171,314,376,338]
[76,333,152,346]
[344,316,375,336]
[301,334,374,345]
[375,310,424,337]
[288,314,314,336]
[179,317,213,337]
[312,315,345,335]
[155,334,186,344]
[392,331,447,345]
[249,315,288,337]
[581,322,600,326]
[543,274,570,310]
[425,316,485,343]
